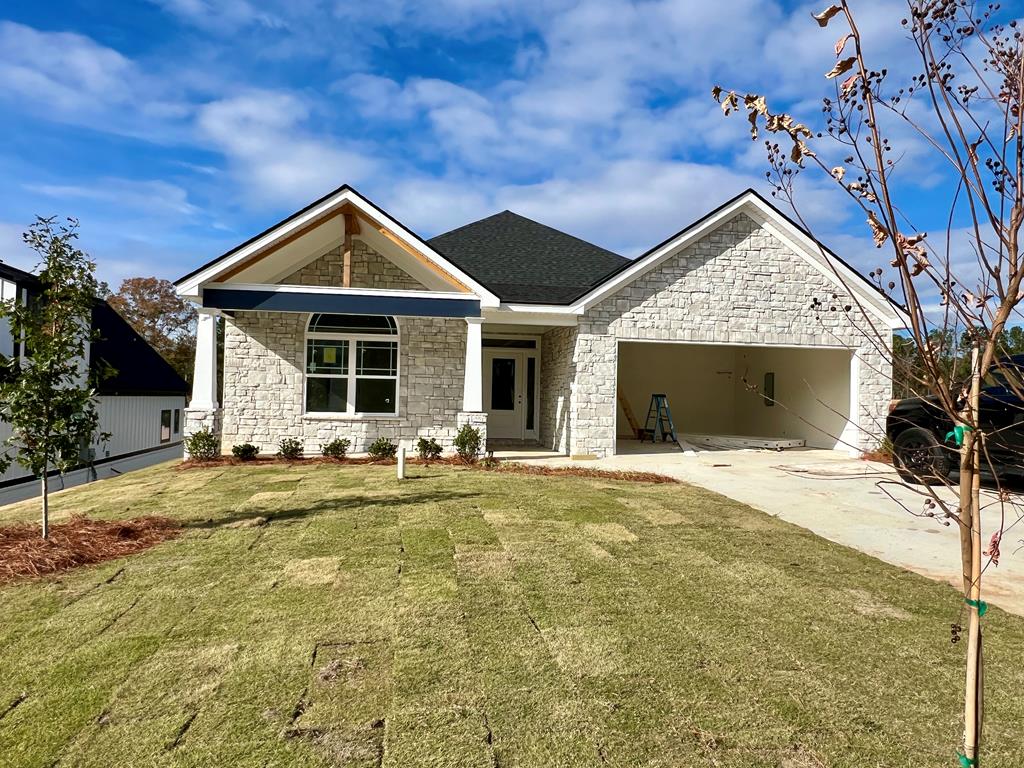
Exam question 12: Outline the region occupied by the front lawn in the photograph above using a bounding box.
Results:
[1,462,1022,766]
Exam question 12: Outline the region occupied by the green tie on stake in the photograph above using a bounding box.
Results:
[945,424,974,447]
[965,597,988,617]
[957,751,977,767]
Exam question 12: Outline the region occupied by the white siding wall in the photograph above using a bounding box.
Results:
[91,395,187,459]
[0,395,186,486]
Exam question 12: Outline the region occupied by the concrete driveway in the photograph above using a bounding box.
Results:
[504,441,1024,616]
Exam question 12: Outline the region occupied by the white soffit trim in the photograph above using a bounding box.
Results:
[570,192,908,329]
[176,187,502,307]
[482,307,578,326]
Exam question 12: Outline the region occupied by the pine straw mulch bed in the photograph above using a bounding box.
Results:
[477,462,678,484]
[0,515,181,584]
[179,455,678,484]
[860,449,894,464]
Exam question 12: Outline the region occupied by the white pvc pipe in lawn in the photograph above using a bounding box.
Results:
[397,445,406,480]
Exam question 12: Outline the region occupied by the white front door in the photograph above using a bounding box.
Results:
[483,350,526,439]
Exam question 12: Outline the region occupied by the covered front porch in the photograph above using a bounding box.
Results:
[174,187,501,455]
[185,293,493,456]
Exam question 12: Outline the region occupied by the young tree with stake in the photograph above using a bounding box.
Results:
[0,217,107,539]
[714,1,1022,763]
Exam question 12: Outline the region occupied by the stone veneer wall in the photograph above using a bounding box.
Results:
[539,326,578,454]
[283,240,426,290]
[219,312,478,455]
[542,213,891,458]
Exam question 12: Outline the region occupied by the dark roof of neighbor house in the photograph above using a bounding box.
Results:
[0,261,40,288]
[428,211,630,304]
[91,301,189,397]
[0,260,187,396]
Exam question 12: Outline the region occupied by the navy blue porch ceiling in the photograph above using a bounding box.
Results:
[201,288,481,318]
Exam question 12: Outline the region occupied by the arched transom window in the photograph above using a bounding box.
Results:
[305,314,399,415]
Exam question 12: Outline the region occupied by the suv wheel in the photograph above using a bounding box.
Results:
[892,427,953,484]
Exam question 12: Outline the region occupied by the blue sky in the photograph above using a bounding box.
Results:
[0,0,992,293]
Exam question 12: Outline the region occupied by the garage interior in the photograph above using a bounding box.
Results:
[616,342,853,452]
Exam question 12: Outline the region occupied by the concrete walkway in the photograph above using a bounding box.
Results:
[498,441,1024,616]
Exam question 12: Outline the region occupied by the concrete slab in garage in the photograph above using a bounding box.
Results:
[616,341,857,452]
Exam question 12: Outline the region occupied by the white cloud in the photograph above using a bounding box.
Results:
[384,159,764,257]
[149,0,287,31]
[0,21,198,143]
[494,159,763,256]
[196,90,377,207]
[0,22,134,114]
[25,179,199,218]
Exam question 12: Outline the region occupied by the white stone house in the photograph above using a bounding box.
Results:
[174,186,906,458]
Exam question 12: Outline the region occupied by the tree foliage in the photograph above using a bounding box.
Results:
[893,327,1024,398]
[0,217,108,537]
[107,277,196,383]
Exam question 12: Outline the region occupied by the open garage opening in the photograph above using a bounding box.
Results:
[615,341,854,453]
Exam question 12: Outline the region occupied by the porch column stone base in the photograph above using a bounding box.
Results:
[184,408,223,458]
[456,411,488,457]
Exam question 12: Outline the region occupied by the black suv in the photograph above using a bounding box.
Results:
[886,355,1024,482]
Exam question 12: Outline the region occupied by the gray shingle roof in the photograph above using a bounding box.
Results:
[428,211,629,304]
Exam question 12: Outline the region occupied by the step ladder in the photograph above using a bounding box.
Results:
[643,394,678,444]
[617,392,643,439]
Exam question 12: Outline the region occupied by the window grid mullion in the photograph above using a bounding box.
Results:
[347,340,357,414]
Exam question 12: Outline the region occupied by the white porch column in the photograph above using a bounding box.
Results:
[190,308,219,409]
[462,317,483,411]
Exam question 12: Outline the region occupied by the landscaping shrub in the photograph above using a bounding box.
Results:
[453,424,482,462]
[416,437,442,461]
[277,437,303,460]
[184,428,219,461]
[231,443,260,461]
[367,437,398,460]
[321,438,351,459]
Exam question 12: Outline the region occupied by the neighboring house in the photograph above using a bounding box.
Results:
[174,186,906,459]
[0,263,188,502]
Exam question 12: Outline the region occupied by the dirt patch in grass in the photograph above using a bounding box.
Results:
[847,588,912,620]
[455,549,514,579]
[544,627,626,677]
[0,515,180,583]
[224,516,268,529]
[619,498,691,526]
[583,522,638,543]
[283,557,342,585]
[584,542,614,560]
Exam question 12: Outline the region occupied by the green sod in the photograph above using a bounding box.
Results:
[1,461,1022,766]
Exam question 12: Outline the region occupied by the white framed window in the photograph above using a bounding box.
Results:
[160,409,172,443]
[304,314,399,416]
